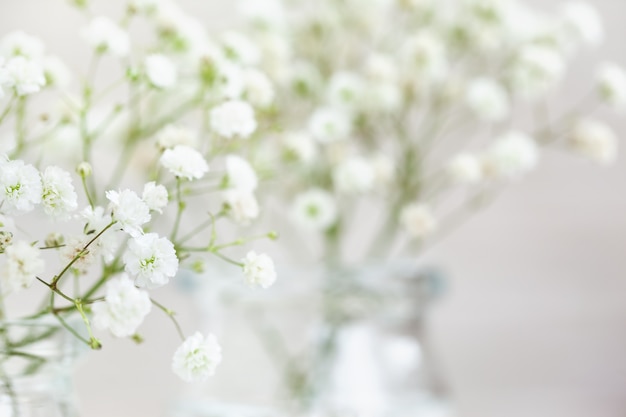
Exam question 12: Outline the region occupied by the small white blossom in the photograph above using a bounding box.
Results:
[596,62,626,109]
[124,233,179,289]
[43,56,71,88]
[242,68,275,108]
[509,45,565,99]
[172,332,222,382]
[224,155,258,192]
[221,189,260,226]
[210,100,257,139]
[400,203,437,239]
[41,166,78,220]
[370,153,396,187]
[0,31,45,60]
[365,53,398,84]
[60,236,98,275]
[239,0,286,29]
[561,1,604,47]
[326,71,365,111]
[241,251,277,289]
[142,182,169,213]
[92,274,152,338]
[81,206,118,261]
[160,145,209,180]
[1,241,44,294]
[333,157,376,194]
[447,153,483,184]
[0,159,43,213]
[291,189,338,231]
[400,31,448,84]
[82,17,130,57]
[465,78,509,122]
[570,118,617,165]
[145,53,177,89]
[106,189,151,237]
[281,131,318,163]
[155,124,198,150]
[220,31,261,66]
[308,108,352,144]
[483,131,539,179]
[4,56,46,96]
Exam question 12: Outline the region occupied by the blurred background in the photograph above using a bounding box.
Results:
[1,1,626,416]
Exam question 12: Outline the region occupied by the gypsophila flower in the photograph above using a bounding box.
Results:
[145,53,177,89]
[281,131,318,163]
[400,31,448,84]
[81,206,118,261]
[400,203,437,239]
[370,153,395,187]
[4,56,46,96]
[243,68,275,108]
[224,155,258,192]
[509,45,565,99]
[291,189,338,231]
[465,77,509,122]
[40,166,78,220]
[326,71,365,110]
[60,236,98,275]
[0,31,45,60]
[1,241,44,294]
[92,274,152,338]
[221,189,260,226]
[241,251,277,289]
[447,153,483,185]
[124,233,179,289]
[210,100,257,139]
[596,62,626,109]
[155,124,198,150]
[220,31,261,66]
[333,156,376,194]
[0,159,43,213]
[106,189,151,237]
[142,181,169,213]
[570,118,617,165]
[483,131,539,179]
[82,16,130,57]
[172,332,222,382]
[308,107,352,144]
[160,145,209,180]
[561,1,604,47]
[43,55,71,88]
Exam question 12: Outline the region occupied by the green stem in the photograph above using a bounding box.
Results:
[151,298,184,341]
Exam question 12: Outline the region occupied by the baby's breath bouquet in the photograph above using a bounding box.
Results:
[0,0,283,414]
[229,0,624,414]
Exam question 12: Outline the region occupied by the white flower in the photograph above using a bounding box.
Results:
[483,131,539,179]
[160,145,209,180]
[221,189,260,226]
[326,71,365,111]
[172,332,222,382]
[242,68,275,108]
[145,53,177,89]
[1,241,44,294]
[142,182,169,213]
[224,155,258,192]
[365,53,398,84]
[4,56,46,96]
[291,189,338,231]
[570,118,617,165]
[60,236,98,275]
[596,62,626,109]
[400,203,437,239]
[41,166,78,220]
[561,1,603,47]
[155,124,198,150]
[0,159,42,213]
[0,31,45,60]
[447,153,483,184]
[81,206,119,262]
[212,60,245,100]
[92,274,152,338]
[400,31,448,83]
[220,31,261,66]
[241,251,277,289]
[239,0,286,29]
[43,56,71,88]
[308,108,352,144]
[370,153,396,187]
[333,157,376,194]
[281,131,318,163]
[106,189,151,237]
[509,45,565,99]
[465,78,509,122]
[210,100,257,139]
[123,233,179,289]
[82,17,130,57]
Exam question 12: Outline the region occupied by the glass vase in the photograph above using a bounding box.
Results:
[0,317,85,417]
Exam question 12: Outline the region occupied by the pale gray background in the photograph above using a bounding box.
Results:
[2,1,626,416]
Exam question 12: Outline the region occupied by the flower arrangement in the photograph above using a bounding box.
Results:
[0,0,281,387]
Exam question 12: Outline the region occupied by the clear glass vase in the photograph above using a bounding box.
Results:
[0,318,85,417]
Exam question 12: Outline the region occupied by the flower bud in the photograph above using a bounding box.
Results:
[76,162,92,177]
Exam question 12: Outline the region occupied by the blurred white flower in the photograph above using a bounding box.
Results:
[242,68,275,108]
[210,100,257,139]
[155,124,198,150]
[1,241,44,294]
[465,77,509,122]
[220,31,261,66]
[0,159,42,213]
[172,332,222,382]
[400,31,448,83]
[145,53,177,89]
[43,56,71,88]
[509,45,564,99]
[92,274,152,338]
[370,153,395,187]
[400,203,437,239]
[241,251,277,289]
[291,188,338,231]
[41,166,78,220]
[160,145,209,180]
[333,156,375,194]
[308,108,352,144]
[4,56,46,96]
[225,155,258,192]
[0,31,45,60]
[82,17,130,57]
[124,233,179,289]
[239,0,286,29]
[483,131,539,179]
[106,189,151,237]
[221,189,260,225]
[595,62,626,109]
[561,1,603,47]
[365,53,398,84]
[447,153,483,185]
[281,131,318,163]
[326,71,365,111]
[142,181,169,213]
[570,118,617,165]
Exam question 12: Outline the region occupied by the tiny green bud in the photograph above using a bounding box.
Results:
[0,231,13,251]
[76,162,92,177]
[267,231,279,240]
[126,66,140,82]
[191,259,206,274]
[131,334,144,344]
[89,338,103,350]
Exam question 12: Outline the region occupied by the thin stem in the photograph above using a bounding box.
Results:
[169,178,185,242]
[151,298,185,341]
